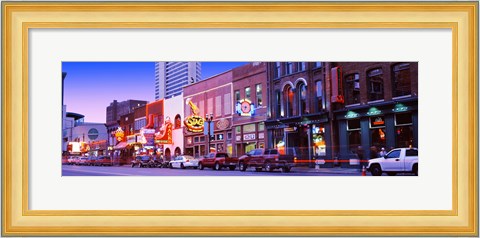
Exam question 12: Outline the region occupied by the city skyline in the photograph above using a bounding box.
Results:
[63,62,247,123]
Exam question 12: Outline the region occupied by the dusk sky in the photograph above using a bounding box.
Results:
[63,62,247,123]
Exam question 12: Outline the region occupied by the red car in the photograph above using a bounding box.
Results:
[95,156,113,166]
[197,152,238,170]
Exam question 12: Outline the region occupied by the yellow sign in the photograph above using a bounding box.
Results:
[184,98,205,132]
[115,127,125,142]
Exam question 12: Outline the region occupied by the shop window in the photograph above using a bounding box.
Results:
[227,132,232,140]
[395,112,413,147]
[258,122,265,131]
[200,136,206,142]
[367,68,384,101]
[243,124,256,133]
[283,85,294,117]
[347,119,361,153]
[174,114,181,129]
[315,80,323,112]
[274,62,281,78]
[215,134,224,141]
[369,116,386,151]
[344,73,360,105]
[298,83,308,115]
[256,84,263,106]
[245,87,251,101]
[194,137,199,143]
[312,125,326,156]
[392,63,411,97]
[235,90,240,102]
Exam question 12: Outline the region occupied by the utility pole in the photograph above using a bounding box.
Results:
[204,113,214,153]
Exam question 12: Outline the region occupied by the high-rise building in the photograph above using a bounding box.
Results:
[155,62,201,100]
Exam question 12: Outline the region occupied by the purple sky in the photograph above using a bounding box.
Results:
[62,62,247,123]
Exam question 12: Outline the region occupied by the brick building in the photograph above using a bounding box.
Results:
[265,62,331,166]
[231,62,268,156]
[183,70,233,157]
[332,62,418,166]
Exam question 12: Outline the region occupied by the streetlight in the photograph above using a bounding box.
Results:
[204,113,214,153]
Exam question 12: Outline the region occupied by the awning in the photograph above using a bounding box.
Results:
[114,142,127,150]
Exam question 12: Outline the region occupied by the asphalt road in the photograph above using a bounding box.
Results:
[62,165,366,176]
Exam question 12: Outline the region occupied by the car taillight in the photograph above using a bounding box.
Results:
[294,157,297,162]
[186,159,190,162]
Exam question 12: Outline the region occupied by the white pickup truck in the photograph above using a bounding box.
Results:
[367,148,418,176]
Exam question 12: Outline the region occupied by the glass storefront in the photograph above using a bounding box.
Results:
[312,124,326,157]
[370,116,387,152]
[395,112,413,147]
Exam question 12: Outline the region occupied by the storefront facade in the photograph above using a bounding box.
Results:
[231,63,268,156]
[265,62,334,167]
[183,70,233,158]
[162,95,184,160]
[332,62,418,168]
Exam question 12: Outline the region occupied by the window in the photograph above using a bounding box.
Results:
[234,90,240,102]
[275,90,282,117]
[245,87,251,101]
[395,112,413,147]
[367,68,384,101]
[274,62,281,78]
[344,73,360,105]
[227,132,232,140]
[285,62,293,74]
[296,62,305,72]
[298,83,307,115]
[224,93,231,115]
[406,149,418,156]
[386,150,401,159]
[283,85,294,117]
[315,81,323,112]
[215,95,222,116]
[314,62,322,68]
[392,63,412,97]
[255,84,262,106]
[174,114,181,129]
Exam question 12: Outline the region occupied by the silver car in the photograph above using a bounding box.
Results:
[168,155,199,169]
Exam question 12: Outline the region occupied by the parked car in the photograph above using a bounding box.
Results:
[132,155,155,168]
[67,156,79,165]
[197,152,238,170]
[237,148,296,172]
[95,155,113,166]
[367,148,418,176]
[169,155,199,169]
[76,157,89,166]
[62,156,69,165]
[86,156,97,166]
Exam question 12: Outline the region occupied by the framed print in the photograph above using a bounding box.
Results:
[2,1,478,236]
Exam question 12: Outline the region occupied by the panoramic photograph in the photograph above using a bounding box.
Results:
[62,62,418,176]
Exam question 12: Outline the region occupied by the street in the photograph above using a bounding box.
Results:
[62,165,415,176]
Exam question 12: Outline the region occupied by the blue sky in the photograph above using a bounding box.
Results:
[62,62,247,123]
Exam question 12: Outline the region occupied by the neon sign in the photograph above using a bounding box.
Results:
[235,99,256,117]
[184,98,205,132]
[115,127,125,142]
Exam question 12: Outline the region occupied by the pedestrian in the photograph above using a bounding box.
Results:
[379,147,387,157]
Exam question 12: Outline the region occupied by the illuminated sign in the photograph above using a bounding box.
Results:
[393,103,409,112]
[367,107,382,116]
[235,99,256,117]
[139,128,155,146]
[184,115,205,132]
[155,120,173,144]
[371,116,385,127]
[184,98,205,132]
[345,111,360,119]
[115,127,125,142]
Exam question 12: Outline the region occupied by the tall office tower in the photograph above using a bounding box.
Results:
[155,62,201,100]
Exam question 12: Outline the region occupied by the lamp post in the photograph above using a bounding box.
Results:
[204,113,214,153]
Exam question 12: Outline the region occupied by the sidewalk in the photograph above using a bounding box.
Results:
[292,166,362,174]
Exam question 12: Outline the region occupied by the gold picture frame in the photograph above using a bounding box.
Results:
[2,1,478,236]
